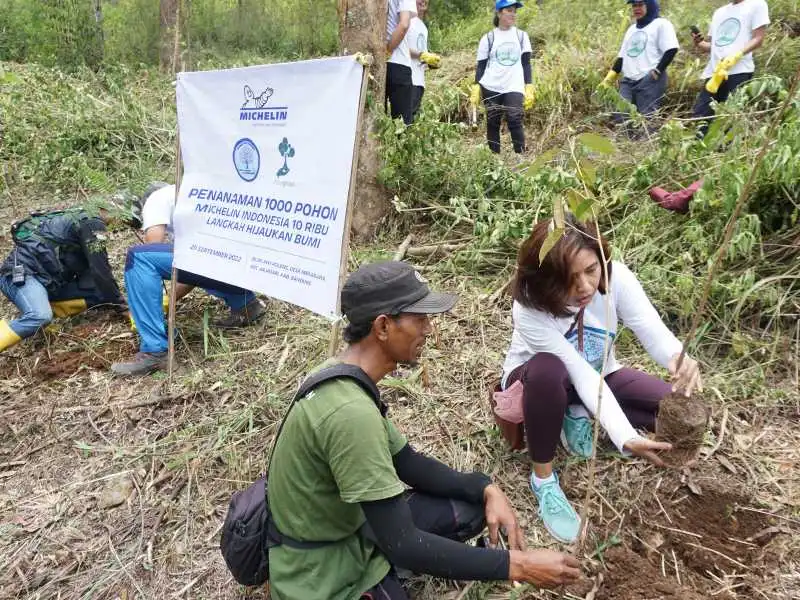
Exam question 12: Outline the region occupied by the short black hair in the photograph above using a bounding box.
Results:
[342,320,373,344]
[493,14,499,27]
[342,315,401,345]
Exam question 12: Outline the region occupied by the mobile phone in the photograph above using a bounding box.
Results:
[12,264,25,286]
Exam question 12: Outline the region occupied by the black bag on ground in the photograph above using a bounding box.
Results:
[220,364,383,587]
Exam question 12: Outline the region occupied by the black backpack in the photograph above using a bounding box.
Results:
[220,364,382,586]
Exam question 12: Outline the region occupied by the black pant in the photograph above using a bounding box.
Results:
[482,86,525,154]
[386,63,415,125]
[360,490,486,599]
[692,72,753,137]
[411,85,424,118]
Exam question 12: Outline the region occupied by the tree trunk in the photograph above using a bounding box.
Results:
[338,0,391,240]
[160,0,178,71]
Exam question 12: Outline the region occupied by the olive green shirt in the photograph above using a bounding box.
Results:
[267,367,408,600]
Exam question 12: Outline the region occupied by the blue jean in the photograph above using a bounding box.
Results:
[0,274,53,338]
[125,243,255,353]
[0,274,106,339]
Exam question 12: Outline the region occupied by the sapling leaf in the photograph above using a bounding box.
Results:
[579,159,597,188]
[528,147,559,174]
[578,132,616,155]
[539,226,564,265]
[566,188,583,214]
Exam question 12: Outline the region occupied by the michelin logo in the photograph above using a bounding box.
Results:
[240,85,288,122]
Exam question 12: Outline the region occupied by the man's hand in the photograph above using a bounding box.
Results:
[508,549,581,588]
[623,437,673,467]
[484,484,525,551]
[668,352,702,397]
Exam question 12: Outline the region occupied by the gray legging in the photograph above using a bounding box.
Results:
[506,352,671,463]
[481,86,525,154]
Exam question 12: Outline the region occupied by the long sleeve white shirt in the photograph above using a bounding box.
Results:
[501,261,683,451]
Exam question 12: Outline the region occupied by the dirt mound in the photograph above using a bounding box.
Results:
[598,546,707,600]
[0,314,135,381]
[566,477,776,599]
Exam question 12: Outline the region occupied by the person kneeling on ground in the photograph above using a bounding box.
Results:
[267,261,580,600]
[110,241,264,376]
[601,0,678,136]
[499,216,702,544]
[0,195,137,353]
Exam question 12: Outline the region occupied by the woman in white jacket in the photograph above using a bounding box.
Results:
[500,216,702,543]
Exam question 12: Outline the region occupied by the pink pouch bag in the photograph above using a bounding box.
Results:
[492,380,525,424]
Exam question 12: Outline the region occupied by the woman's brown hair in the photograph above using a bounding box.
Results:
[513,215,612,318]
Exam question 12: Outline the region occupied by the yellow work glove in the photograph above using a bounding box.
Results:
[705,64,728,94]
[419,52,441,69]
[601,70,620,88]
[523,84,535,110]
[469,84,481,107]
[719,51,743,72]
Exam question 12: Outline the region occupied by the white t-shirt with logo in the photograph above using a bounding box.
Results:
[477,27,532,95]
[387,0,418,68]
[141,184,176,235]
[703,0,770,78]
[407,17,428,87]
[617,18,679,81]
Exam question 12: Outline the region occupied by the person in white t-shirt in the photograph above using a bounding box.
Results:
[601,0,678,133]
[691,0,770,136]
[406,0,441,118]
[139,182,175,243]
[469,0,534,154]
[386,0,419,125]
[498,215,702,543]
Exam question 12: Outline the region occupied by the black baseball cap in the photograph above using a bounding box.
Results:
[341,261,458,324]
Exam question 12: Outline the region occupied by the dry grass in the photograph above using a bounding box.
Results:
[1,216,798,599]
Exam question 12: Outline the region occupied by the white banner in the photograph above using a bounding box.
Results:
[173,56,363,319]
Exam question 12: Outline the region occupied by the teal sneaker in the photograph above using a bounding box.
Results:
[530,474,581,544]
[560,413,594,458]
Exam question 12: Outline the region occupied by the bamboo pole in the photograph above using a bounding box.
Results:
[328,58,371,357]
[167,132,181,383]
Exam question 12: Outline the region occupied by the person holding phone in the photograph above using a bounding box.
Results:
[691,0,770,137]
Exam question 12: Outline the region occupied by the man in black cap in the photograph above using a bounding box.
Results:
[266,261,581,600]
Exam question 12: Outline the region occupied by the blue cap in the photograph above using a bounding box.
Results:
[495,0,523,10]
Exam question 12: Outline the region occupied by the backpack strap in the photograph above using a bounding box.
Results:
[266,363,382,470]
[263,363,382,549]
[487,29,527,58]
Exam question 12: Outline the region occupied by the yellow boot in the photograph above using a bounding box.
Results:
[50,298,88,318]
[0,320,22,352]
